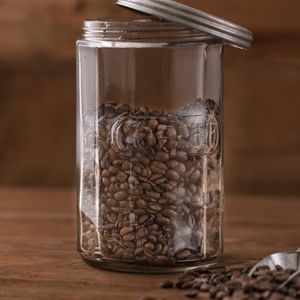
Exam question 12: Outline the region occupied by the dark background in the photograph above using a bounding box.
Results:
[1,0,299,195]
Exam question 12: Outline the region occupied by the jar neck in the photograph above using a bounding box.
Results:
[82,18,220,45]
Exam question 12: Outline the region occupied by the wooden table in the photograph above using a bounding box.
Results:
[0,188,299,300]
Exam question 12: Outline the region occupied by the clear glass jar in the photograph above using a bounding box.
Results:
[77,19,224,272]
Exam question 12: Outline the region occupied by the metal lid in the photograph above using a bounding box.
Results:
[116,0,253,49]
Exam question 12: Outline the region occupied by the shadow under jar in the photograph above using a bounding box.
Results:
[77,19,224,273]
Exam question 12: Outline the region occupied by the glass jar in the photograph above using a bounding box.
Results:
[77,19,224,272]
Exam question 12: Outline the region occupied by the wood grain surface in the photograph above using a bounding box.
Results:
[0,0,300,195]
[0,188,299,300]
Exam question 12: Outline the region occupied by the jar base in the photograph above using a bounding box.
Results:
[80,252,219,274]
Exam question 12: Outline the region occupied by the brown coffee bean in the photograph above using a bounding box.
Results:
[156,215,170,225]
[102,177,110,186]
[200,283,211,292]
[166,170,180,181]
[173,162,186,175]
[122,161,130,171]
[102,169,111,177]
[134,247,144,256]
[157,124,167,132]
[190,170,201,183]
[183,289,198,298]
[176,151,188,162]
[123,233,135,241]
[114,191,128,201]
[165,127,177,138]
[162,208,177,218]
[120,226,134,236]
[146,191,161,199]
[106,198,117,207]
[147,119,158,131]
[176,250,191,260]
[136,199,147,209]
[136,228,147,239]
[179,123,189,138]
[155,151,170,162]
[163,192,177,202]
[150,162,166,175]
[167,159,178,168]
[149,203,162,212]
[138,215,150,224]
[160,280,174,289]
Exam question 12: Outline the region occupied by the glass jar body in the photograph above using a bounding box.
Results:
[77,19,224,272]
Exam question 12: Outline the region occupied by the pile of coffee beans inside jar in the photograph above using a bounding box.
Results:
[160,265,300,299]
[80,98,223,266]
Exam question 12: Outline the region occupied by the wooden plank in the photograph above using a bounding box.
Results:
[0,189,299,299]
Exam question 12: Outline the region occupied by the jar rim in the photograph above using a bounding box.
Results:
[82,18,221,45]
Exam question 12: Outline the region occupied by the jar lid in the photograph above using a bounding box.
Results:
[116,0,253,49]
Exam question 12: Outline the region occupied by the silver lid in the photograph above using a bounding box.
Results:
[116,0,253,49]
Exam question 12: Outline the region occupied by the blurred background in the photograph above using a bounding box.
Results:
[0,0,299,195]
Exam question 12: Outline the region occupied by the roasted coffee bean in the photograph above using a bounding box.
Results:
[149,203,162,212]
[166,170,180,181]
[162,265,300,300]
[155,151,170,162]
[160,280,174,289]
[136,199,147,209]
[120,226,134,236]
[190,170,201,183]
[176,151,188,162]
[80,100,222,266]
[114,191,128,201]
[183,289,199,298]
[123,233,135,241]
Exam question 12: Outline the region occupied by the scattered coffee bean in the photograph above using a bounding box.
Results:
[161,265,300,299]
[184,289,199,298]
[160,280,174,289]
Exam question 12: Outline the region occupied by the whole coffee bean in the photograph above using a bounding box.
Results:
[120,226,134,236]
[176,151,188,162]
[167,159,178,168]
[190,170,201,183]
[162,208,177,218]
[160,280,174,289]
[149,203,162,212]
[174,162,186,175]
[155,151,170,162]
[150,161,167,175]
[166,170,180,181]
[164,192,177,202]
[115,103,130,113]
[179,122,189,138]
[123,233,135,241]
[200,283,211,292]
[136,199,147,209]
[146,191,161,199]
[138,215,149,224]
[114,191,128,201]
[147,119,158,131]
[184,289,199,298]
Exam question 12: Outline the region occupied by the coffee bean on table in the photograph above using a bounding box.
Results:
[184,289,199,298]
[160,280,174,289]
[160,265,300,299]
